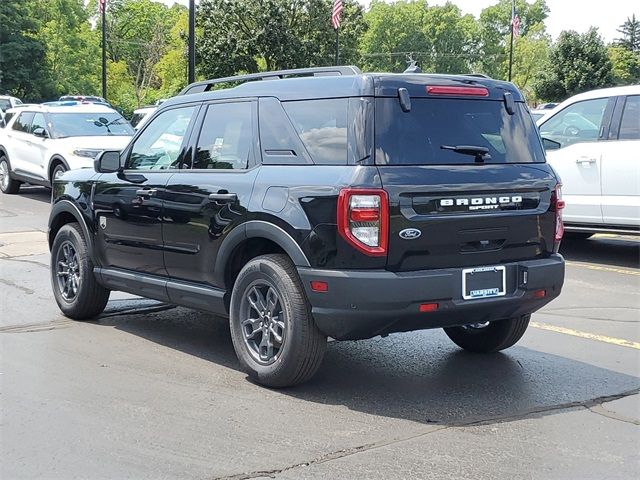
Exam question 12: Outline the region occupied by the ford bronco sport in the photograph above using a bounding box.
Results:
[48,66,565,387]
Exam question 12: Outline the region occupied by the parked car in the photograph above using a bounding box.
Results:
[0,103,134,193]
[48,66,565,387]
[130,106,157,130]
[0,95,23,114]
[537,102,558,110]
[538,85,639,237]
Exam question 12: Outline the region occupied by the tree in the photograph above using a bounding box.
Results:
[608,46,640,85]
[502,23,550,101]
[196,0,365,79]
[37,0,101,96]
[0,0,53,100]
[533,28,614,102]
[615,14,640,52]
[478,0,549,78]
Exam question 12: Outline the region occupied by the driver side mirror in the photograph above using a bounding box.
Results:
[94,150,122,173]
[541,137,561,151]
[33,127,49,138]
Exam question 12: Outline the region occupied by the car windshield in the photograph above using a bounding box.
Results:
[50,112,134,137]
[375,98,545,165]
[0,99,11,111]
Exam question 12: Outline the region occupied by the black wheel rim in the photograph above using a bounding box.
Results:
[56,241,80,301]
[239,281,286,365]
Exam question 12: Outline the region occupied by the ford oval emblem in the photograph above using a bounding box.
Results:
[399,228,422,240]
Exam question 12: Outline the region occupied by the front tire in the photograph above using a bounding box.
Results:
[51,223,110,320]
[0,155,21,194]
[51,163,67,182]
[229,254,327,387]
[444,315,530,353]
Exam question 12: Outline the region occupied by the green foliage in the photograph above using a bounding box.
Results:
[533,29,614,102]
[38,0,100,97]
[478,0,549,78]
[0,0,52,100]
[608,46,640,85]
[196,0,365,79]
[615,14,640,52]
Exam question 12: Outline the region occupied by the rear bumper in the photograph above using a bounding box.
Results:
[298,254,564,340]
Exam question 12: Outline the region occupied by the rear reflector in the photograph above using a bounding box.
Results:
[419,303,439,312]
[310,281,328,292]
[427,85,489,97]
[533,289,546,299]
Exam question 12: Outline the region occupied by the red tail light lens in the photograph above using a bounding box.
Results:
[337,188,389,256]
[552,183,565,242]
[426,85,489,96]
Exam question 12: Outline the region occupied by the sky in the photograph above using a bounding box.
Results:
[163,0,638,43]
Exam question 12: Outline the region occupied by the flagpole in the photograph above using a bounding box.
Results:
[101,2,107,99]
[335,27,339,66]
[188,0,195,84]
[508,0,514,82]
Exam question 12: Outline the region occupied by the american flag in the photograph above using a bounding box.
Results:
[99,0,106,15]
[511,1,521,38]
[331,0,344,30]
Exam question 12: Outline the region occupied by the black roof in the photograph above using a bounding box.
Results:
[161,66,523,109]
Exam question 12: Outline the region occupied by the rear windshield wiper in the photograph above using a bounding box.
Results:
[440,145,491,163]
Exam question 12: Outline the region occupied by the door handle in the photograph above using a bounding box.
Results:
[136,188,157,197]
[209,192,237,202]
[576,157,597,165]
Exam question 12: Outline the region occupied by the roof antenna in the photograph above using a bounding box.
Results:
[403,54,422,74]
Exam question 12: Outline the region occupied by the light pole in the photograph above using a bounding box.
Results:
[188,0,195,84]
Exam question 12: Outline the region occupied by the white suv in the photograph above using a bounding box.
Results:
[538,85,640,236]
[0,103,134,194]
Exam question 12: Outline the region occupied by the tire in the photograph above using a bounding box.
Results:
[229,254,327,387]
[51,163,67,182]
[51,223,110,320]
[0,155,21,194]
[443,314,531,353]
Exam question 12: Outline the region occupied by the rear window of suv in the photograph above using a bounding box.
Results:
[375,98,545,165]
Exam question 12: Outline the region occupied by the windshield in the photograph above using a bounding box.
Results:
[50,112,134,138]
[0,99,11,112]
[375,98,545,165]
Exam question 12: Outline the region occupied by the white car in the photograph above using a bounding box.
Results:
[130,106,157,130]
[0,104,134,194]
[0,95,23,114]
[538,85,640,236]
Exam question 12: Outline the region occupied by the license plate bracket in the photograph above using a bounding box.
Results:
[462,266,506,300]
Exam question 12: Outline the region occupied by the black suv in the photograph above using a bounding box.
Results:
[48,66,565,387]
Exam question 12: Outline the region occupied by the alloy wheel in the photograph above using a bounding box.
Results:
[56,241,81,301]
[0,160,9,191]
[239,282,286,365]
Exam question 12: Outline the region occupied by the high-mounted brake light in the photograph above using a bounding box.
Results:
[552,183,565,243]
[337,188,389,256]
[426,85,489,97]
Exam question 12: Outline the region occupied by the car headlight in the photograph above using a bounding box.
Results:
[72,149,102,159]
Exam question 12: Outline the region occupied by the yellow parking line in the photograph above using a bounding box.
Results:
[565,261,640,276]
[530,321,640,350]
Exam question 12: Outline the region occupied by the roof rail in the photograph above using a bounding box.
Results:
[179,65,362,96]
[466,73,491,79]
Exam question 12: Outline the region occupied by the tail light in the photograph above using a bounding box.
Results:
[337,188,389,256]
[426,85,489,96]
[552,183,565,243]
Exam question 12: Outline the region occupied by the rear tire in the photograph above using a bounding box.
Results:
[0,155,21,194]
[229,254,327,387]
[51,223,110,320]
[444,315,530,353]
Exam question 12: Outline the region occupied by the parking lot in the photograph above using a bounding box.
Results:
[1,187,639,479]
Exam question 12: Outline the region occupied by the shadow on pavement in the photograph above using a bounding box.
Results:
[94,302,640,426]
[560,235,639,269]
[15,186,52,204]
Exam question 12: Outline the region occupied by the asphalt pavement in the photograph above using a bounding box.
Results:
[1,186,639,480]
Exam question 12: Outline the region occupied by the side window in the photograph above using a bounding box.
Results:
[127,106,196,171]
[12,112,34,133]
[30,113,47,135]
[539,98,608,148]
[283,99,348,165]
[618,96,640,140]
[193,102,253,170]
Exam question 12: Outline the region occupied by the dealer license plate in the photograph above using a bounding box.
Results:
[462,266,506,300]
